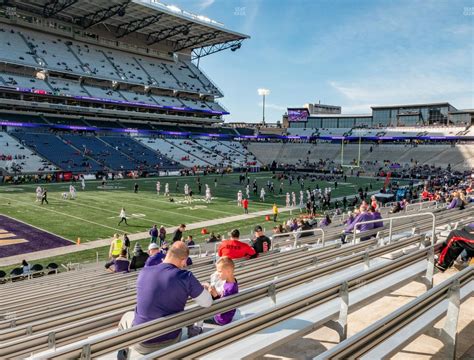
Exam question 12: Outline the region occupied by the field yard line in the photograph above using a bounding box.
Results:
[0,195,125,233]
[143,195,238,216]
[59,198,175,227]
[77,192,208,222]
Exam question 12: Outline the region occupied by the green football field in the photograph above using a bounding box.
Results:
[0,172,386,243]
[0,172,393,270]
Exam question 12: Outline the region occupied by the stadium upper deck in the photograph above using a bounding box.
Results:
[0,0,249,124]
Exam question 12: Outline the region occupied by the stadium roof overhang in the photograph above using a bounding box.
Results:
[13,0,249,58]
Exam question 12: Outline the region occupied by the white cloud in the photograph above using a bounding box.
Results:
[196,0,215,10]
[257,102,287,111]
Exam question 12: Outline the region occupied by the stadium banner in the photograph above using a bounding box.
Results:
[287,108,309,122]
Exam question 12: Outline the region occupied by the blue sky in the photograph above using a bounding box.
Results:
[169,0,473,123]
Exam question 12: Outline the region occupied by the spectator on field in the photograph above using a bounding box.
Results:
[105,249,130,273]
[21,260,31,275]
[217,229,256,260]
[172,224,186,242]
[129,243,149,271]
[189,257,238,336]
[117,242,212,357]
[145,243,165,267]
[252,225,271,255]
[435,223,474,272]
[149,225,159,244]
[159,225,166,245]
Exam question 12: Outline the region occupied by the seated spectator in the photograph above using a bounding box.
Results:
[129,243,149,271]
[320,214,332,227]
[390,201,402,214]
[207,232,219,243]
[369,206,383,229]
[145,243,165,267]
[217,229,256,259]
[105,249,130,273]
[446,192,462,210]
[341,205,374,243]
[22,259,31,275]
[117,242,212,357]
[185,235,195,247]
[435,223,474,271]
[189,257,238,336]
[252,225,271,255]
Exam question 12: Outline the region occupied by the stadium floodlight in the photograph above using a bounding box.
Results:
[257,88,270,125]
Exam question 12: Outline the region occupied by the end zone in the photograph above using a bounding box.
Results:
[0,215,73,258]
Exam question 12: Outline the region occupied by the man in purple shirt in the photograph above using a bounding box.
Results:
[105,249,130,273]
[144,243,165,267]
[341,206,374,243]
[117,242,212,357]
[369,206,383,229]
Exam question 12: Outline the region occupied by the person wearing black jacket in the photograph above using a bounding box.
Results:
[129,243,149,271]
[252,225,271,255]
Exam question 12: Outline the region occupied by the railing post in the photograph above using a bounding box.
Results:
[442,280,461,359]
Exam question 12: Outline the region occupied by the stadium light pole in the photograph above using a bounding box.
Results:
[257,88,270,125]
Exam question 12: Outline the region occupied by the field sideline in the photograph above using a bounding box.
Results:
[0,172,396,271]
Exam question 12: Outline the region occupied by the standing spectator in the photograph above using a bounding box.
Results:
[272,203,279,222]
[117,242,212,357]
[218,229,256,259]
[252,225,271,255]
[149,225,159,244]
[109,233,123,259]
[145,243,165,267]
[134,183,139,193]
[159,225,166,245]
[123,233,130,258]
[242,198,249,214]
[172,224,186,243]
[129,243,149,271]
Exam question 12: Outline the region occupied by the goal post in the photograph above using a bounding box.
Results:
[340,136,362,169]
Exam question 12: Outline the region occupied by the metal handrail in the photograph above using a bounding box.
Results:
[139,247,438,359]
[315,266,473,359]
[352,212,436,245]
[271,227,325,248]
[405,200,438,213]
[43,246,437,359]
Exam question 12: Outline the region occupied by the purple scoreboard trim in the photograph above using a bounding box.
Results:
[0,215,73,258]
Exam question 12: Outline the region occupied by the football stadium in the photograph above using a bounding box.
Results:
[0,0,473,359]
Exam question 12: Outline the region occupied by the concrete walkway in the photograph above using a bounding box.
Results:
[0,206,301,267]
